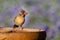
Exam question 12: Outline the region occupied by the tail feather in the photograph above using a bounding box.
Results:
[13,25,19,28]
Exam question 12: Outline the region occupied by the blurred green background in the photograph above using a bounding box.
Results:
[0,0,60,40]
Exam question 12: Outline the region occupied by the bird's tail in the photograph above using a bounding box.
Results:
[13,24,19,28]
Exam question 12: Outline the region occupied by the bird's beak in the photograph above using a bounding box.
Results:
[24,12,28,15]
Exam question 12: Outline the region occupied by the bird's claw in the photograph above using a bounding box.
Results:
[18,27,23,30]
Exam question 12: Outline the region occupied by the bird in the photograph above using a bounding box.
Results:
[13,9,28,29]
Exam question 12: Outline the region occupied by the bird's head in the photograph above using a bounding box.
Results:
[19,8,28,15]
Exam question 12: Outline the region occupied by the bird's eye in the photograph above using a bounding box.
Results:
[21,10,25,14]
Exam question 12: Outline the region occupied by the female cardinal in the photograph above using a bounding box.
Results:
[13,9,28,29]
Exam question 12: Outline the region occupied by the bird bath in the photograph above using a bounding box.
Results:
[0,27,46,40]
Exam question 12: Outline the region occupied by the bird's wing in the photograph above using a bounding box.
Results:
[14,14,21,22]
[14,16,17,23]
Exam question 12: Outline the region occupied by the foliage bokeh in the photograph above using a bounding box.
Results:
[0,0,60,40]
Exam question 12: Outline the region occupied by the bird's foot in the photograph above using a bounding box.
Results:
[18,27,23,30]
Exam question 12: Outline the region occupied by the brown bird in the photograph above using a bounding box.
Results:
[13,9,28,29]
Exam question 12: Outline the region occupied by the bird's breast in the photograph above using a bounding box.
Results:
[14,16,25,25]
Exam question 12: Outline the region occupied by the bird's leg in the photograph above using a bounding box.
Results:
[21,27,23,30]
[19,25,23,30]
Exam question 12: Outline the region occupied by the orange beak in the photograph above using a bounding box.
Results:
[24,12,28,15]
